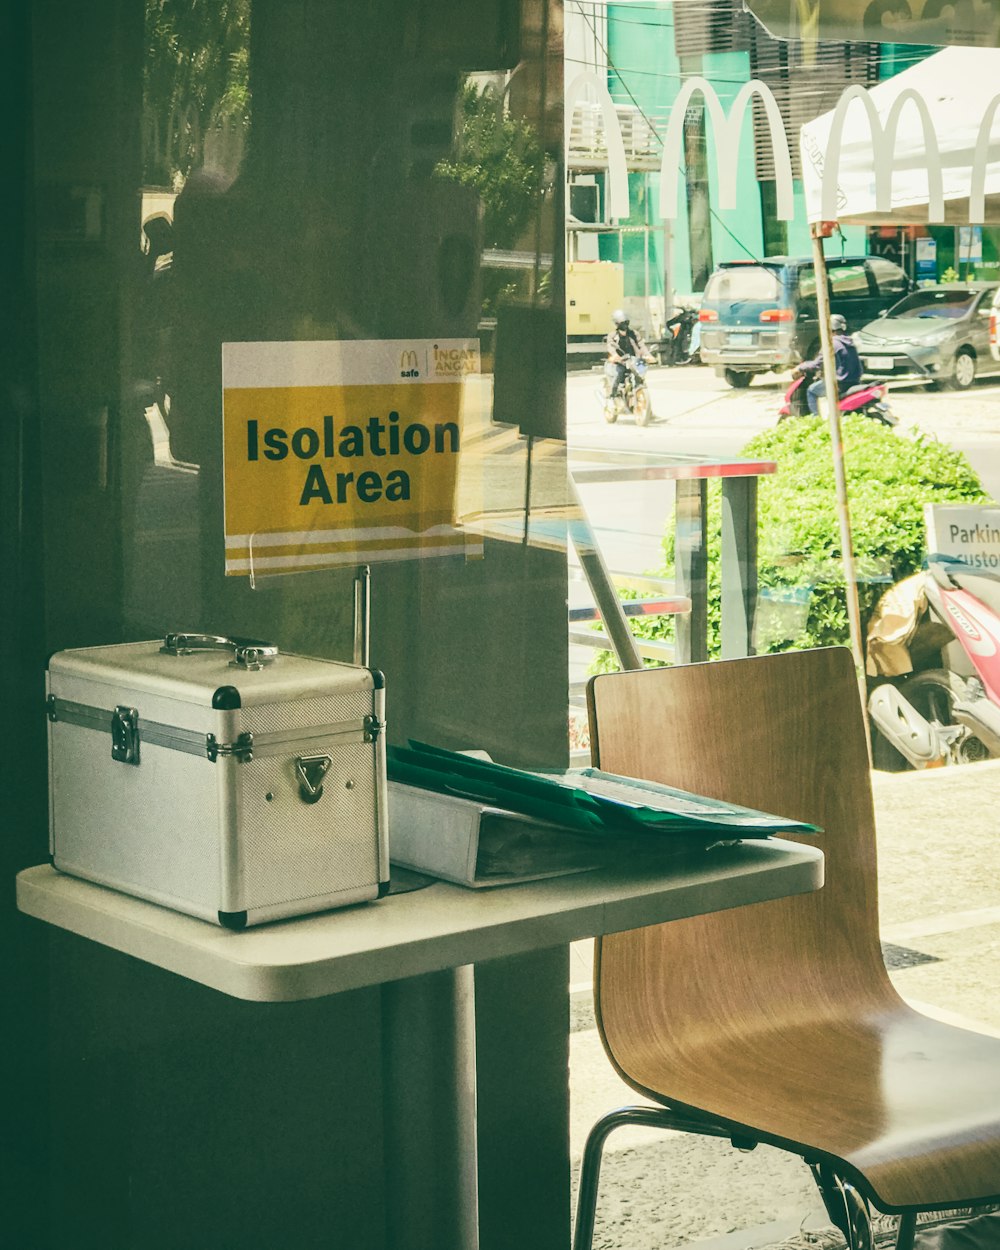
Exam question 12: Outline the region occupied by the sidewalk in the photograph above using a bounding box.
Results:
[569,760,1000,1249]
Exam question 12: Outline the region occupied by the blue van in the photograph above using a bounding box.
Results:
[698,255,913,387]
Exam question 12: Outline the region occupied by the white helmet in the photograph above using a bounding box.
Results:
[612,308,628,327]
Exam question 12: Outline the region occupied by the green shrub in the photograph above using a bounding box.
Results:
[596,416,990,667]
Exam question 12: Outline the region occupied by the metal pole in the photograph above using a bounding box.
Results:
[523,437,534,545]
[353,565,371,668]
[720,477,758,660]
[382,968,480,1250]
[674,478,709,665]
[643,175,650,319]
[568,476,642,671]
[810,227,865,676]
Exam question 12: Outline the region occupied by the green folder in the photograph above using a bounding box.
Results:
[387,741,819,840]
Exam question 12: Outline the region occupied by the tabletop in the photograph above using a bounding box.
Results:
[18,837,823,1002]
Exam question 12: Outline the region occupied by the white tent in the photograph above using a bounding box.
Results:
[796,48,1000,674]
[799,47,1000,225]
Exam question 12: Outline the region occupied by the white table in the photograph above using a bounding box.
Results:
[18,839,823,1250]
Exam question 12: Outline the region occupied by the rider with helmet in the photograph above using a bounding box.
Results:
[794,313,863,415]
[606,309,650,398]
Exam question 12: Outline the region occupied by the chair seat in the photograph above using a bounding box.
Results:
[601,999,1000,1212]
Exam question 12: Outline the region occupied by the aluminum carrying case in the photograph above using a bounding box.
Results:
[46,633,389,927]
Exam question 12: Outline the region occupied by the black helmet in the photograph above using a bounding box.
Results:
[830,313,848,333]
[612,308,629,327]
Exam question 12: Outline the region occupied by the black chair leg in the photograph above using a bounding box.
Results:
[573,1109,621,1250]
[810,1163,875,1250]
[894,1211,917,1250]
[572,1105,734,1250]
[578,1113,912,1250]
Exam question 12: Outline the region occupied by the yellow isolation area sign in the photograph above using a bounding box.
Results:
[222,339,484,577]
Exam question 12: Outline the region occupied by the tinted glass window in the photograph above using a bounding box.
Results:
[703,265,782,302]
[868,257,909,297]
[888,290,977,319]
[828,264,870,298]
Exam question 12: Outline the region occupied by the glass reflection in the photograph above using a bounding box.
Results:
[31,0,567,764]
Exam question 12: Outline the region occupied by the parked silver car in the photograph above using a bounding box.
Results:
[854,282,1000,389]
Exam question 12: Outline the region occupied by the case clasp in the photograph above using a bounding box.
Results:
[206,731,254,763]
[111,706,141,765]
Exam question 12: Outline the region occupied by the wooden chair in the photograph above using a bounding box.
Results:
[575,647,1000,1250]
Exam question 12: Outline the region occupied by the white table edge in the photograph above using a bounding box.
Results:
[17,839,823,1002]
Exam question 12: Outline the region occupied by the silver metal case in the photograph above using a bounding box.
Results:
[46,635,389,927]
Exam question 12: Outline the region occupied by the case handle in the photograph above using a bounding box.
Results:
[160,632,279,671]
[296,754,332,803]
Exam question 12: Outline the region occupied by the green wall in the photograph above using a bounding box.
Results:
[598,1,868,294]
[599,1,677,295]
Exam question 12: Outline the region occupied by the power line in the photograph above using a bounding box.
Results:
[567,0,937,68]
[566,53,749,86]
[571,1,761,260]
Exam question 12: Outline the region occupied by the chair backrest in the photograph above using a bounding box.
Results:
[587,647,901,1099]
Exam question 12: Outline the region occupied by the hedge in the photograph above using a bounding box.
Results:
[595,416,990,667]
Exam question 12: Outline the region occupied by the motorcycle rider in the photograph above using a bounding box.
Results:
[663,304,697,365]
[606,309,650,398]
[794,313,863,415]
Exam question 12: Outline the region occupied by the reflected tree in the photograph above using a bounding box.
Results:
[142,0,251,187]
[435,81,547,313]
[436,82,545,249]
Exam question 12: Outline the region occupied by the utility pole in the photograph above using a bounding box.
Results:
[810,224,866,679]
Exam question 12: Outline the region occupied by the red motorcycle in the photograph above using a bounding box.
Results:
[778,364,896,427]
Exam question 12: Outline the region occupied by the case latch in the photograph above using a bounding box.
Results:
[205,731,254,763]
[111,706,141,765]
[296,754,333,804]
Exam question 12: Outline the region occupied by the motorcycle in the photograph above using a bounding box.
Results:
[602,354,653,426]
[779,364,896,427]
[660,305,700,366]
[867,559,1000,768]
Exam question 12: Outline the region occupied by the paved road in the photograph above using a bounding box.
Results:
[570,361,1000,479]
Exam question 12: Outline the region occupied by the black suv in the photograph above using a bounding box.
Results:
[698,255,913,387]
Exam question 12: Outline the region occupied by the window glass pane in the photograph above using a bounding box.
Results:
[869,255,910,297]
[703,264,782,302]
[27,0,568,769]
[564,0,1000,775]
[828,264,870,298]
[888,289,978,318]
